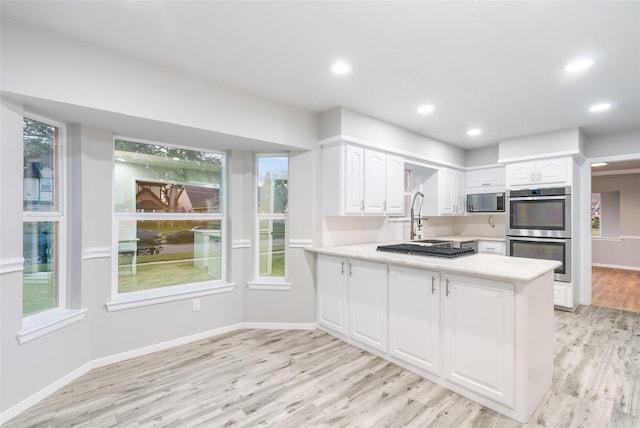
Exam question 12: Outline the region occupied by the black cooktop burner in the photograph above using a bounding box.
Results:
[376,244,475,258]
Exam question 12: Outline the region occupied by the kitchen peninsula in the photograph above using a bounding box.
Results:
[310,243,561,423]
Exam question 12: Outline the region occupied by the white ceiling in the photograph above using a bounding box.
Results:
[1,1,639,150]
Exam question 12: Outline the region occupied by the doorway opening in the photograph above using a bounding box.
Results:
[590,159,640,312]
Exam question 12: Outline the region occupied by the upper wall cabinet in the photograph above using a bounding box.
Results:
[323,143,404,216]
[438,168,465,215]
[505,158,571,188]
[465,166,505,194]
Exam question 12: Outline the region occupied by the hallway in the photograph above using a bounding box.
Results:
[592,266,640,313]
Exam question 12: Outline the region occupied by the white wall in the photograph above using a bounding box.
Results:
[498,128,583,162]
[585,129,640,158]
[592,173,640,270]
[320,107,466,168]
[0,19,317,152]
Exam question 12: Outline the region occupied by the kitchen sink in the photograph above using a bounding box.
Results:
[408,239,453,248]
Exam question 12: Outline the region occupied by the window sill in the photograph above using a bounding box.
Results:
[105,281,236,312]
[17,309,88,345]
[247,278,292,291]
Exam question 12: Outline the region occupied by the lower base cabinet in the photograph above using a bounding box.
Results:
[317,255,553,423]
[317,255,387,353]
[442,273,514,408]
[388,266,440,377]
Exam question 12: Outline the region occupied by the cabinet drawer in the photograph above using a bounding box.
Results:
[478,241,506,255]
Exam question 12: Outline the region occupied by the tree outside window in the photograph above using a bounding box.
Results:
[113,139,226,294]
[256,155,288,278]
[23,117,63,316]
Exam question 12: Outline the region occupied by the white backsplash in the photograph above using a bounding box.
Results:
[321,214,506,247]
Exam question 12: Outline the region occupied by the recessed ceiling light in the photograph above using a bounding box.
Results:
[591,162,608,167]
[417,104,435,114]
[467,129,482,136]
[330,61,352,75]
[565,58,594,73]
[589,103,611,112]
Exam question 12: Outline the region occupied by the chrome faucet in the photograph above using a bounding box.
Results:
[410,191,425,240]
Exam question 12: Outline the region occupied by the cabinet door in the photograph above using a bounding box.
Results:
[363,149,386,214]
[537,158,569,185]
[438,168,455,215]
[506,161,537,187]
[453,170,465,214]
[317,255,349,335]
[344,145,364,214]
[466,166,505,191]
[349,260,388,352]
[442,274,514,407]
[388,266,440,376]
[385,154,405,215]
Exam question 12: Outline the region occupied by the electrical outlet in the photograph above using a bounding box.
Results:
[192,298,201,312]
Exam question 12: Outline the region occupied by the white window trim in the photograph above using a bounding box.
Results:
[252,153,289,289]
[105,281,235,312]
[17,308,87,345]
[22,113,69,319]
[111,138,228,302]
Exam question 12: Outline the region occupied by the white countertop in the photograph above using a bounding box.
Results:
[308,242,560,284]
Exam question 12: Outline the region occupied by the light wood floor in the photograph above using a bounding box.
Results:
[592,266,640,313]
[4,305,639,428]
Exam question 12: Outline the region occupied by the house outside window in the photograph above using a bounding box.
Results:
[112,139,226,300]
[22,116,66,317]
[255,155,288,282]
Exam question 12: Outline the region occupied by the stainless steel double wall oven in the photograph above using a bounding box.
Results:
[506,186,572,282]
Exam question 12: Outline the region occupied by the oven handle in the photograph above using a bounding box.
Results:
[507,236,571,243]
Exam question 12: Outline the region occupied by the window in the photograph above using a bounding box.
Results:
[22,117,65,317]
[112,139,226,300]
[591,193,601,236]
[255,155,288,282]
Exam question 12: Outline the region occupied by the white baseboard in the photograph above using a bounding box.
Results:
[241,322,317,330]
[592,263,640,272]
[0,322,316,424]
[0,362,94,425]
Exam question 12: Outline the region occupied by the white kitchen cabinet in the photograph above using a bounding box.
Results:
[442,273,514,408]
[317,255,387,352]
[317,255,349,335]
[478,240,506,256]
[388,266,440,376]
[363,149,386,214]
[466,166,505,194]
[384,154,405,215]
[438,167,465,215]
[506,158,570,187]
[322,143,404,216]
[554,282,573,308]
[349,260,388,352]
[343,145,365,214]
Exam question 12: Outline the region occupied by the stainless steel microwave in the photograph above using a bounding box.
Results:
[466,192,505,213]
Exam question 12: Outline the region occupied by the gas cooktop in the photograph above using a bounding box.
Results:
[376,243,475,258]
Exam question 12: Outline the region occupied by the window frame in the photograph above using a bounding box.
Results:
[22,113,68,321]
[108,137,232,310]
[591,192,601,237]
[250,153,290,289]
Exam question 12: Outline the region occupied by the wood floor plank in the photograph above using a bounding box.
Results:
[4,305,640,427]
